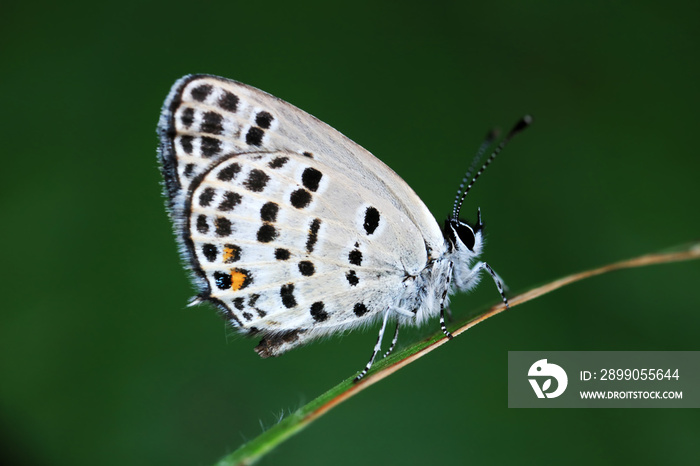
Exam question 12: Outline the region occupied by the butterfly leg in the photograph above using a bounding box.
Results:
[440,307,454,340]
[440,262,455,340]
[472,261,510,309]
[383,322,400,359]
[489,266,509,293]
[354,310,391,382]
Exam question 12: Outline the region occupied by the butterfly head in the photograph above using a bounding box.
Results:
[444,209,484,257]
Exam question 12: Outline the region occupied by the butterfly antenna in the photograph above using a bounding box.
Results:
[454,115,533,219]
[451,128,501,218]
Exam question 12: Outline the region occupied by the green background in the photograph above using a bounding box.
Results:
[2,1,699,465]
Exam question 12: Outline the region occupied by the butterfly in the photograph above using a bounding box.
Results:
[157,74,531,381]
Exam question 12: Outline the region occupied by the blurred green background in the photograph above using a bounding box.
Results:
[2,0,699,464]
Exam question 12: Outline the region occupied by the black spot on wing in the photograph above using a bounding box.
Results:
[218,191,242,212]
[275,248,290,260]
[290,189,312,209]
[198,187,215,207]
[268,156,288,169]
[196,215,209,234]
[246,127,265,146]
[215,217,232,236]
[214,271,231,290]
[348,249,362,266]
[298,261,315,276]
[353,303,369,317]
[218,91,239,112]
[202,244,217,262]
[255,111,274,129]
[201,136,221,157]
[180,135,193,154]
[180,107,194,128]
[346,270,359,286]
[281,283,297,308]
[306,218,321,253]
[191,84,212,101]
[363,207,380,235]
[310,302,328,322]
[257,224,278,243]
[260,202,279,222]
[244,169,269,192]
[201,111,223,134]
[301,167,322,192]
[218,163,241,181]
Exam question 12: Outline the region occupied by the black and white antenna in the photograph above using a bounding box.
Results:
[452,115,533,219]
[451,128,500,218]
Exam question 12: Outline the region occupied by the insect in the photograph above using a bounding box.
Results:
[157,74,531,381]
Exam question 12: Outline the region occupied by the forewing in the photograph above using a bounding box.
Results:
[158,74,444,250]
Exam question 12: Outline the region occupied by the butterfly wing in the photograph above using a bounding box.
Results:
[158,75,446,356]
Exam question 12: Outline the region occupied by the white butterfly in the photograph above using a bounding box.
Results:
[157,74,531,381]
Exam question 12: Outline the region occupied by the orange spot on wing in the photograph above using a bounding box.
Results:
[230,269,248,291]
[223,246,236,262]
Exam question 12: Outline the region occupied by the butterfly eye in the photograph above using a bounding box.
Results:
[455,222,476,251]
